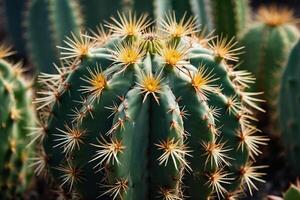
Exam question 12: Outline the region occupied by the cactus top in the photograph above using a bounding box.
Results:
[32,12,268,200]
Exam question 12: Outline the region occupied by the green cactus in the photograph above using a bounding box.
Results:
[279,40,300,175]
[240,6,299,120]
[284,183,300,200]
[1,0,27,57]
[30,13,268,199]
[268,181,300,200]
[25,0,83,73]
[0,44,36,198]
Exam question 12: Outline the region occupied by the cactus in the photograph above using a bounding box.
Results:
[0,44,35,198]
[30,13,268,199]
[1,0,27,57]
[21,0,248,73]
[279,40,300,175]
[268,180,300,200]
[25,0,83,74]
[240,6,299,120]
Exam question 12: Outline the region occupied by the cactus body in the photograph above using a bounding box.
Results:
[1,0,27,57]
[240,6,299,120]
[31,13,267,199]
[0,45,35,198]
[25,0,83,73]
[279,40,300,175]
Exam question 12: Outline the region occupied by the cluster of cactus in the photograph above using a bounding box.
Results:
[279,40,300,175]
[30,12,268,199]
[2,0,249,73]
[240,6,299,124]
[0,44,35,198]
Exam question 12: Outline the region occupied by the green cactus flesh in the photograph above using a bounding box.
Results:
[240,6,299,115]
[279,40,300,175]
[26,0,82,73]
[32,13,267,199]
[0,45,35,198]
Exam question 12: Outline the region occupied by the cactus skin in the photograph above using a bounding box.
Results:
[1,0,27,57]
[240,6,299,119]
[25,0,83,73]
[0,46,35,198]
[279,40,300,175]
[31,13,267,199]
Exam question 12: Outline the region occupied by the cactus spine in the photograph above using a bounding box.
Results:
[30,13,268,199]
[279,40,300,175]
[240,6,299,119]
[0,44,35,198]
[25,0,83,73]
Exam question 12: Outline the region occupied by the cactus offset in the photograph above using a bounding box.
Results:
[240,6,299,122]
[0,44,35,198]
[30,13,267,199]
[268,180,300,200]
[279,40,300,175]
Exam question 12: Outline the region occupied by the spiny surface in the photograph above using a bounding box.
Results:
[0,44,35,198]
[31,12,267,200]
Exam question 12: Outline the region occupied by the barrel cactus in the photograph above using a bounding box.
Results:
[240,6,299,120]
[31,12,267,199]
[279,40,300,175]
[0,44,35,198]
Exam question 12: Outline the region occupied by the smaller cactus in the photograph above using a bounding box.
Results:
[0,44,36,198]
[279,40,300,175]
[268,180,300,200]
[240,6,299,123]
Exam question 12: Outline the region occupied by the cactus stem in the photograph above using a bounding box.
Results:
[10,107,22,121]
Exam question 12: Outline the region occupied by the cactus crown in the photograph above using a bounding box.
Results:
[257,6,297,26]
[32,12,267,199]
